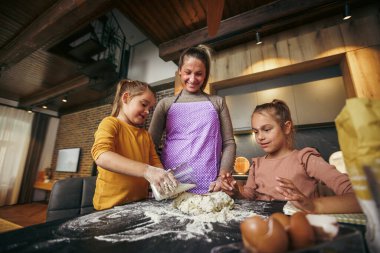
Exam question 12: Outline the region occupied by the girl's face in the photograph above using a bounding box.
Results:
[251,111,291,158]
[179,56,206,93]
[118,89,156,126]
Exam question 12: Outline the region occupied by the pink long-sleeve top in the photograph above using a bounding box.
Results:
[241,147,353,200]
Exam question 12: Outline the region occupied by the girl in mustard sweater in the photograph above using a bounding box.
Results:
[91,80,177,210]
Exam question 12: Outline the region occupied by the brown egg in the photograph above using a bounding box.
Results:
[289,212,316,250]
[240,216,263,253]
[240,215,288,253]
[270,213,290,230]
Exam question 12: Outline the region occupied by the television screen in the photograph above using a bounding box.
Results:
[56,148,80,172]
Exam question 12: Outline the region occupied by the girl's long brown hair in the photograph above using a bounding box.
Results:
[111,79,155,117]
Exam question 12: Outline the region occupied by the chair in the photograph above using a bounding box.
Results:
[46,176,96,222]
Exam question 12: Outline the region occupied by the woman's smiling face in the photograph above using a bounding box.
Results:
[179,56,206,93]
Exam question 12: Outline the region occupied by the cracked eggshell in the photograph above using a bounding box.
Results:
[306,214,339,241]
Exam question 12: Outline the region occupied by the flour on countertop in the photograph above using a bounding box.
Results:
[57,196,263,244]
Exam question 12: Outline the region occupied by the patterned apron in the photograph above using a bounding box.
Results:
[161,93,222,194]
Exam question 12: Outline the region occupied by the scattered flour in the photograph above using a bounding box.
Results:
[57,196,261,244]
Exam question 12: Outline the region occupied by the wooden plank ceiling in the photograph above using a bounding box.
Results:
[0,0,374,115]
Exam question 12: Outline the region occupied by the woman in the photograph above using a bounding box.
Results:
[149,45,236,194]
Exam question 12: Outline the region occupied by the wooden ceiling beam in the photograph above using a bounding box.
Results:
[159,0,337,61]
[0,0,113,69]
[20,75,90,107]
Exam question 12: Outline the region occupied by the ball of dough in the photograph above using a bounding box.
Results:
[172,192,234,215]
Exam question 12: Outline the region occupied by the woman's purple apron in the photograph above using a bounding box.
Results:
[161,94,222,194]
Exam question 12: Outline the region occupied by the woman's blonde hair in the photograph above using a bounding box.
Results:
[111,79,155,117]
[178,44,213,90]
[252,99,295,148]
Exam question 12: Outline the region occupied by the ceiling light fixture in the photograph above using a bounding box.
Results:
[27,108,33,113]
[343,1,351,20]
[42,105,48,109]
[255,31,262,45]
[62,95,68,103]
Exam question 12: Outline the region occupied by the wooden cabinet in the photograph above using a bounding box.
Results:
[33,181,54,191]
[33,180,56,202]
[225,92,257,130]
[224,74,346,130]
[256,85,299,125]
[293,76,346,124]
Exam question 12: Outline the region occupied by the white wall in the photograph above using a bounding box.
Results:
[113,9,147,46]
[113,9,178,85]
[128,40,178,85]
[37,117,60,172]
[33,117,60,201]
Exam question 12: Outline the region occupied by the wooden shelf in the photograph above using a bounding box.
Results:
[33,181,55,191]
[233,129,253,135]
[233,122,336,135]
[232,174,248,180]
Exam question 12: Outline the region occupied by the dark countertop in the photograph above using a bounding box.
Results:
[0,199,286,253]
[0,199,368,253]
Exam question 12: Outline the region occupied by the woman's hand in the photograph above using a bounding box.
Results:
[144,166,178,194]
[208,172,237,193]
[275,177,315,213]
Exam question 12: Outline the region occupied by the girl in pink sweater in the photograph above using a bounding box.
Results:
[223,99,361,214]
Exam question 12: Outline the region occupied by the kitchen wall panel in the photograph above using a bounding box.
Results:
[340,14,380,52]
[220,66,344,130]
[248,42,266,74]
[256,85,298,125]
[293,76,346,124]
[207,4,380,99]
[225,93,257,130]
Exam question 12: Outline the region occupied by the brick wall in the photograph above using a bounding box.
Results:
[51,84,174,180]
[52,104,111,180]
[144,87,174,128]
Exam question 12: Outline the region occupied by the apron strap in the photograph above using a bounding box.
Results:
[172,90,218,112]
[173,89,183,103]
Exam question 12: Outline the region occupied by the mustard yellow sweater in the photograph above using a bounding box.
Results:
[91,116,162,210]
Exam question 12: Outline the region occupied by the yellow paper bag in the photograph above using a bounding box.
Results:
[335,98,380,253]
